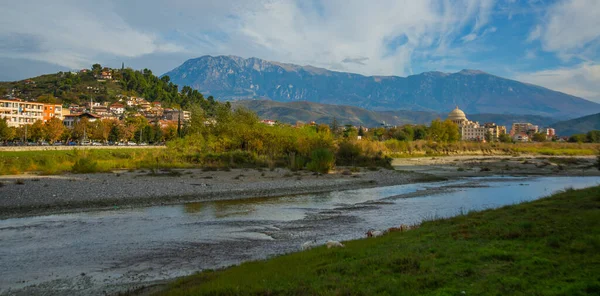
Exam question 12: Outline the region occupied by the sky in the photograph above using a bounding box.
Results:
[0,0,599,103]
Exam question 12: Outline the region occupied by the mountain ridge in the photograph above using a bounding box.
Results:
[551,113,600,136]
[164,55,600,118]
[232,99,559,129]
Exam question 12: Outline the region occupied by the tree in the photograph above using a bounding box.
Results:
[532,132,547,142]
[569,134,587,143]
[29,120,46,142]
[499,133,512,143]
[0,118,14,142]
[92,63,102,75]
[358,126,364,137]
[587,130,600,143]
[37,94,57,104]
[485,131,493,143]
[428,119,446,142]
[329,117,340,137]
[413,125,427,140]
[44,117,65,143]
[90,120,112,143]
[443,119,459,142]
[72,117,91,140]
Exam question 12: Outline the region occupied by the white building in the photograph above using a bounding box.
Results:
[447,106,506,142]
[0,99,45,127]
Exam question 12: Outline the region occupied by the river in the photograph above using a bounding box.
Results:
[1,176,599,295]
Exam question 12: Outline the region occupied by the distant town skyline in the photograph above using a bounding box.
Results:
[0,0,598,103]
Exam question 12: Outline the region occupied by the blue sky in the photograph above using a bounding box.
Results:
[0,0,599,102]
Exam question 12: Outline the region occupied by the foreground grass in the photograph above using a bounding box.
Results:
[157,186,600,296]
[0,148,183,175]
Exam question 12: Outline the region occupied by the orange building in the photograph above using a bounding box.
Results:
[42,104,64,122]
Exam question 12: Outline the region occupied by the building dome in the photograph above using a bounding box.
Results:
[447,106,467,122]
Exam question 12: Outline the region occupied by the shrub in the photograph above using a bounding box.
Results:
[306,148,335,173]
[72,157,99,174]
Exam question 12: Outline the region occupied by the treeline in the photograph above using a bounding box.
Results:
[568,130,600,143]
[0,117,179,144]
[163,109,462,172]
[120,68,222,113]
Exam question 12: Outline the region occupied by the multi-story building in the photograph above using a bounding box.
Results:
[0,99,45,127]
[42,104,64,122]
[541,127,556,138]
[447,107,506,142]
[510,123,538,137]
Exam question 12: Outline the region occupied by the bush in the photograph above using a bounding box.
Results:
[306,148,335,173]
[72,157,99,174]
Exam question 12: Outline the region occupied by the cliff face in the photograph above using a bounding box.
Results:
[164,55,600,118]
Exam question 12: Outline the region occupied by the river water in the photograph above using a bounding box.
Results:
[1,176,599,295]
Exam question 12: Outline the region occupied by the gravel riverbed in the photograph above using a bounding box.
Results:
[0,168,432,218]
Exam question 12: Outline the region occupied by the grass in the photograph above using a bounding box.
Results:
[0,148,189,175]
[155,185,600,296]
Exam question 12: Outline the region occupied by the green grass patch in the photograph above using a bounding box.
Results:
[155,185,600,296]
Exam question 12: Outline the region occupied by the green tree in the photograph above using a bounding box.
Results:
[0,118,14,142]
[485,131,493,143]
[443,119,459,142]
[37,94,57,104]
[586,130,600,143]
[428,119,446,142]
[499,133,512,143]
[92,63,102,76]
[532,132,547,142]
[569,134,587,143]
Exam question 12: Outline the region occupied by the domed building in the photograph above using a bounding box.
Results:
[447,106,468,125]
[446,106,506,142]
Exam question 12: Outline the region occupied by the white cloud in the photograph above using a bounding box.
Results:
[0,1,184,69]
[0,0,498,76]
[515,62,600,103]
[533,0,600,60]
[461,33,478,42]
[527,25,542,42]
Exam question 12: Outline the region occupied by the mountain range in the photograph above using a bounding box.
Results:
[164,55,600,119]
[232,100,559,131]
[551,113,600,136]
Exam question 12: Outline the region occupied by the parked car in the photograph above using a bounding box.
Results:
[126,141,137,146]
[53,141,63,146]
[92,142,102,146]
[68,141,77,146]
[40,141,50,146]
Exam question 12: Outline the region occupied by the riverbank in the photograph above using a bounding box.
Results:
[151,185,600,296]
[393,155,600,177]
[1,155,598,219]
[0,167,442,219]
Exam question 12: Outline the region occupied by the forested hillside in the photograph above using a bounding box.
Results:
[0,64,221,113]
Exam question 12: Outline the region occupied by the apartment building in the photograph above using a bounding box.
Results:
[510,123,538,136]
[0,99,45,127]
